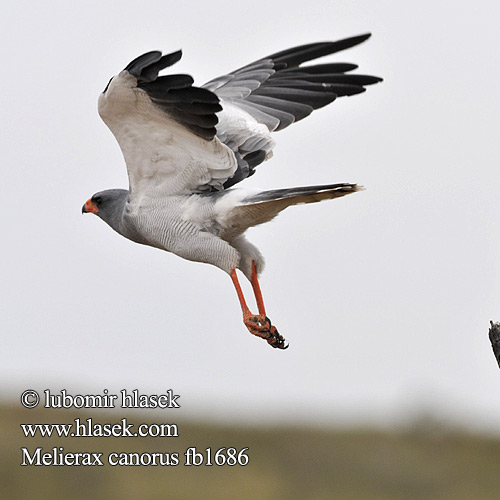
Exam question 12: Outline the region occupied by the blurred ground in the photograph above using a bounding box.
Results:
[4,404,500,500]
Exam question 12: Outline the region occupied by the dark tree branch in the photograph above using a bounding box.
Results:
[489,321,500,368]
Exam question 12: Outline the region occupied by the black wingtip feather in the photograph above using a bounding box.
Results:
[279,63,359,74]
[265,33,372,67]
[125,50,183,82]
[125,51,162,78]
[274,72,382,86]
[139,74,194,95]
[139,51,183,82]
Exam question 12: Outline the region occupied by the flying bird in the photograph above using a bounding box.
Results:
[82,34,381,349]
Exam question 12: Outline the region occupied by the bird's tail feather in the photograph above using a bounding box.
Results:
[242,183,362,207]
[224,183,362,238]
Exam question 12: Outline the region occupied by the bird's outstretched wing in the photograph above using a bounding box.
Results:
[98,50,238,200]
[204,33,382,188]
[99,35,381,200]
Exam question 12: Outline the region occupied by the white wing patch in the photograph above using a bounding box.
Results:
[216,101,275,161]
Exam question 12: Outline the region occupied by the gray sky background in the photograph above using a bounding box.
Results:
[2,0,500,430]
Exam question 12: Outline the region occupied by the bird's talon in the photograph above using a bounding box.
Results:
[263,316,272,330]
[244,314,288,349]
[266,326,289,350]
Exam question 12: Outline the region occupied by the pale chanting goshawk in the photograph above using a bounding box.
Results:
[82,34,382,349]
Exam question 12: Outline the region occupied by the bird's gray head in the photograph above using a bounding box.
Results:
[82,189,129,233]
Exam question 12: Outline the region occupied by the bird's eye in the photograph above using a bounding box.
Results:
[92,196,102,205]
[103,77,113,94]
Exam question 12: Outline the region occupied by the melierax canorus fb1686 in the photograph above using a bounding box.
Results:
[82,34,382,349]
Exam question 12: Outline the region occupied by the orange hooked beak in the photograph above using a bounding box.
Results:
[82,198,99,214]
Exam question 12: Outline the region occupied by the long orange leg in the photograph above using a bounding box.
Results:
[230,267,288,349]
[230,268,252,317]
[250,261,266,316]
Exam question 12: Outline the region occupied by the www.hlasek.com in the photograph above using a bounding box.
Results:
[20,389,249,467]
